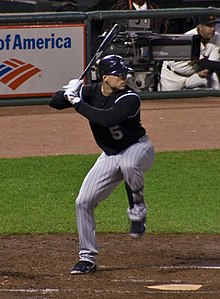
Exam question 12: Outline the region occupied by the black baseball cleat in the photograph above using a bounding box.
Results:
[130,217,146,238]
[70,261,97,275]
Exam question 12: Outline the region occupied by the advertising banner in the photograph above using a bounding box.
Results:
[0,24,86,98]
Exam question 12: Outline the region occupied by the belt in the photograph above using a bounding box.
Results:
[138,135,149,142]
[166,65,190,77]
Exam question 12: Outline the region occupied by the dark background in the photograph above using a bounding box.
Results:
[0,0,220,13]
[1,0,219,52]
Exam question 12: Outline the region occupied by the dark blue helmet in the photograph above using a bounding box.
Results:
[98,55,133,78]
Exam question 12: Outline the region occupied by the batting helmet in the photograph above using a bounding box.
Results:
[98,55,133,78]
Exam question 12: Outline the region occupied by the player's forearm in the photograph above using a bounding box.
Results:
[49,91,73,110]
[197,58,220,71]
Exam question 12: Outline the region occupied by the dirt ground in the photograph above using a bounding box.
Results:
[0,97,220,298]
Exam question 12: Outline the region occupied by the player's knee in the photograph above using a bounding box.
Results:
[76,196,95,211]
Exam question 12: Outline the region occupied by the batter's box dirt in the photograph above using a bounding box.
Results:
[0,234,220,299]
[0,99,220,298]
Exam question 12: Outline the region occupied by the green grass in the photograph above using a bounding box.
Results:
[0,150,219,235]
[147,150,220,233]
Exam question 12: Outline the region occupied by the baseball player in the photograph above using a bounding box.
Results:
[159,16,220,91]
[49,55,155,274]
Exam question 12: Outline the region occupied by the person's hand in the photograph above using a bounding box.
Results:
[63,79,83,96]
[65,89,81,105]
[63,79,83,105]
[197,69,209,78]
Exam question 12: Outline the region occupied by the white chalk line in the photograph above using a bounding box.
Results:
[0,288,219,295]
[0,265,219,295]
[100,265,220,270]
[0,288,59,294]
[161,266,220,270]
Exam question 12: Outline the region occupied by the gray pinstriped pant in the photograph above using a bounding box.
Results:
[75,136,155,263]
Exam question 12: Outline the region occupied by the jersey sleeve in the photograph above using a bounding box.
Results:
[48,90,73,110]
[208,46,220,61]
[208,33,220,61]
[74,93,141,127]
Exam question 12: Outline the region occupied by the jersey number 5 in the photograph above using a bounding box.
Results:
[109,125,123,140]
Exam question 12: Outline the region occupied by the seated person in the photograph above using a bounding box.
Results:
[159,16,220,91]
[103,0,167,33]
[56,1,78,11]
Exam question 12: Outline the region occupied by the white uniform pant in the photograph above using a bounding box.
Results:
[75,137,155,263]
[159,65,220,91]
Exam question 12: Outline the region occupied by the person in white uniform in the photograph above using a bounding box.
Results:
[159,15,220,91]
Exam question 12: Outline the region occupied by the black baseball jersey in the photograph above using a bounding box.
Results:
[49,83,147,155]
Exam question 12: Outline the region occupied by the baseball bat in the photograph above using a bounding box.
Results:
[79,23,121,80]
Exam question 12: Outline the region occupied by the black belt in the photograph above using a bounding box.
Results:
[166,65,190,77]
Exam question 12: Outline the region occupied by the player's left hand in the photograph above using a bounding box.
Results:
[65,89,81,105]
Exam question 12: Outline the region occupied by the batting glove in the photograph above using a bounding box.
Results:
[65,89,81,105]
[63,79,83,95]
